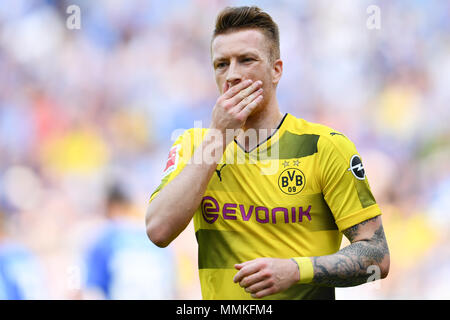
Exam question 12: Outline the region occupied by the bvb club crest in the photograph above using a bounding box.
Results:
[278,168,306,195]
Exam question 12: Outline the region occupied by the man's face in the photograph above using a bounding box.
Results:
[211,29,281,100]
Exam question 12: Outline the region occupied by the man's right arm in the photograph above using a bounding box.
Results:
[145,131,226,247]
[146,79,263,247]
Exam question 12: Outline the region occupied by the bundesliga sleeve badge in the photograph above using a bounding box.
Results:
[163,145,180,178]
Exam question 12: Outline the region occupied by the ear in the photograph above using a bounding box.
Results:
[271,59,283,85]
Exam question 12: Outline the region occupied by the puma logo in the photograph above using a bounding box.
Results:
[330,132,345,137]
[215,164,227,182]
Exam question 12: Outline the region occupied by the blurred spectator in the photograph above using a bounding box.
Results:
[0,209,47,299]
[82,183,177,299]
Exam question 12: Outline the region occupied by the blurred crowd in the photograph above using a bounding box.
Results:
[0,0,449,299]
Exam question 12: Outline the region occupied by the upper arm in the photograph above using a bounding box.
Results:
[148,129,197,204]
[317,132,390,275]
[317,133,381,232]
[342,215,383,243]
[342,215,390,277]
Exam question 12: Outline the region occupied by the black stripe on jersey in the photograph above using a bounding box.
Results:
[355,179,377,208]
[256,132,320,160]
[278,132,319,159]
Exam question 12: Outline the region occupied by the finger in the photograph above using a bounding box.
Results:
[239,271,268,289]
[233,87,263,113]
[245,277,272,294]
[233,262,261,284]
[229,80,262,106]
[222,81,229,94]
[234,260,253,270]
[237,94,264,119]
[251,286,276,299]
[222,79,253,99]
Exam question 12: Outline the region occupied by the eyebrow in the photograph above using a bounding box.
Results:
[213,51,260,65]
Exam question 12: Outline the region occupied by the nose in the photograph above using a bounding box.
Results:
[225,60,243,89]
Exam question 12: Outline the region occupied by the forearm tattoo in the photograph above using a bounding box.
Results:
[311,217,390,287]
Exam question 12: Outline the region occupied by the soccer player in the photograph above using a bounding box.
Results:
[146,6,390,300]
[83,184,176,299]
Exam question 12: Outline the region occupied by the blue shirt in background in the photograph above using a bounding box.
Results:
[0,241,46,299]
[84,219,177,299]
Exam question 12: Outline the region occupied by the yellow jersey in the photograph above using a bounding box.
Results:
[150,113,381,300]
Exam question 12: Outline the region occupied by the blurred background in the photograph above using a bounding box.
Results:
[0,0,449,299]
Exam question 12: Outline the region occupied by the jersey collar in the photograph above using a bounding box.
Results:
[233,113,289,154]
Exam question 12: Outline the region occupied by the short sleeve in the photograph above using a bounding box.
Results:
[149,128,199,203]
[318,135,381,232]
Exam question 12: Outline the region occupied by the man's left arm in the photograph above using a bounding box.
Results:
[311,215,390,287]
[233,215,390,298]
